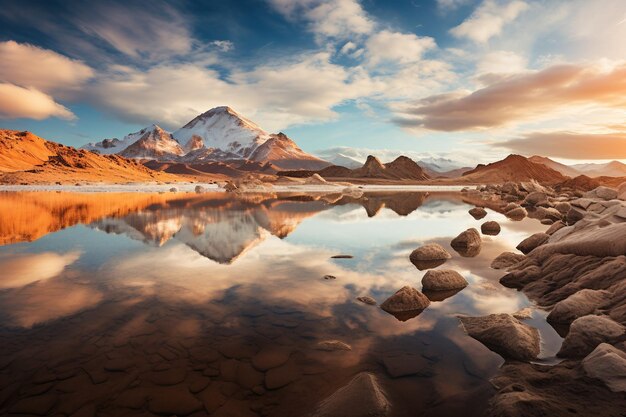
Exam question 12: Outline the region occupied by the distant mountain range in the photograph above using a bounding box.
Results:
[83,106,330,171]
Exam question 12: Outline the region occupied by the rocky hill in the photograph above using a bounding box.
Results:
[461,154,567,184]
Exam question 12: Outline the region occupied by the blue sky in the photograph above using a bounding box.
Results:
[0,0,625,164]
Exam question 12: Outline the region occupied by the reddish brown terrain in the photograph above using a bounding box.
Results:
[460,154,567,184]
[0,130,187,184]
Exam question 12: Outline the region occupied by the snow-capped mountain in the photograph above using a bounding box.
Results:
[83,124,184,160]
[82,106,329,170]
[571,161,626,177]
[172,106,270,158]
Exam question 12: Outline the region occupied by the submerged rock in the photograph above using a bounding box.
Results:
[459,314,540,361]
[421,269,468,291]
[451,228,482,257]
[312,372,390,417]
[409,243,451,270]
[491,252,525,270]
[380,286,430,321]
[582,343,626,392]
[557,315,625,358]
[481,221,501,235]
[316,340,352,351]
[356,296,377,305]
[382,354,432,378]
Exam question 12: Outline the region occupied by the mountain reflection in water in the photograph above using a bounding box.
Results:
[0,191,560,417]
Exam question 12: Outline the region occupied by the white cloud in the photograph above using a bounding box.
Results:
[450,0,529,43]
[339,41,357,55]
[268,0,374,40]
[0,83,76,120]
[89,52,382,131]
[475,50,528,76]
[437,0,471,11]
[365,30,436,66]
[0,40,94,96]
[210,40,234,52]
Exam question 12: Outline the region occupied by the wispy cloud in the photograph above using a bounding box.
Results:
[450,0,529,43]
[500,131,626,159]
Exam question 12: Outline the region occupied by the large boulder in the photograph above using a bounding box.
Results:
[547,289,610,325]
[585,186,618,201]
[557,315,625,358]
[451,228,482,257]
[491,252,525,270]
[523,191,548,207]
[481,221,501,235]
[409,243,451,270]
[421,270,468,291]
[459,314,540,361]
[582,343,626,393]
[380,286,430,321]
[516,233,549,254]
[469,207,487,219]
[506,207,527,220]
[312,372,390,417]
[555,201,571,214]
[566,207,585,225]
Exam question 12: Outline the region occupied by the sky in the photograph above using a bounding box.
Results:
[0,0,625,166]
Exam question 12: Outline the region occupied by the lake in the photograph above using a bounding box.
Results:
[0,191,562,416]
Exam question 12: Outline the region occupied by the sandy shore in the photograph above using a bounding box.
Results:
[0,183,469,193]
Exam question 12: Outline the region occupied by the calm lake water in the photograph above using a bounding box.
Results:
[0,191,561,417]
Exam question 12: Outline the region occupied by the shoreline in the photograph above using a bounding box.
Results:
[0,183,470,193]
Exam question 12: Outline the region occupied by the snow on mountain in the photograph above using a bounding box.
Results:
[82,106,329,170]
[119,125,184,160]
[83,124,183,160]
[324,153,363,169]
[172,106,271,159]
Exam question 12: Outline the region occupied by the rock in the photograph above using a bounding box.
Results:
[618,182,626,201]
[545,221,565,235]
[524,192,548,207]
[555,201,571,214]
[491,252,526,269]
[380,286,430,321]
[469,207,487,219]
[557,315,625,358]
[501,182,519,196]
[323,275,337,280]
[356,296,377,305]
[305,173,328,185]
[506,207,527,220]
[264,361,301,389]
[169,187,178,192]
[585,186,618,201]
[331,254,353,259]
[147,386,203,415]
[534,207,562,222]
[409,243,451,270]
[382,354,432,378]
[459,314,540,361]
[451,228,482,257]
[312,372,390,417]
[547,289,610,325]
[504,202,521,212]
[316,340,352,351]
[582,343,626,392]
[540,218,554,225]
[516,233,549,254]
[566,207,585,225]
[236,362,265,389]
[9,394,57,415]
[223,181,238,192]
[194,185,206,193]
[252,346,291,371]
[616,207,626,219]
[481,221,501,235]
[421,269,468,291]
[512,308,533,320]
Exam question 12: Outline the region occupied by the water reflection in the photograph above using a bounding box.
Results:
[0,191,559,417]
